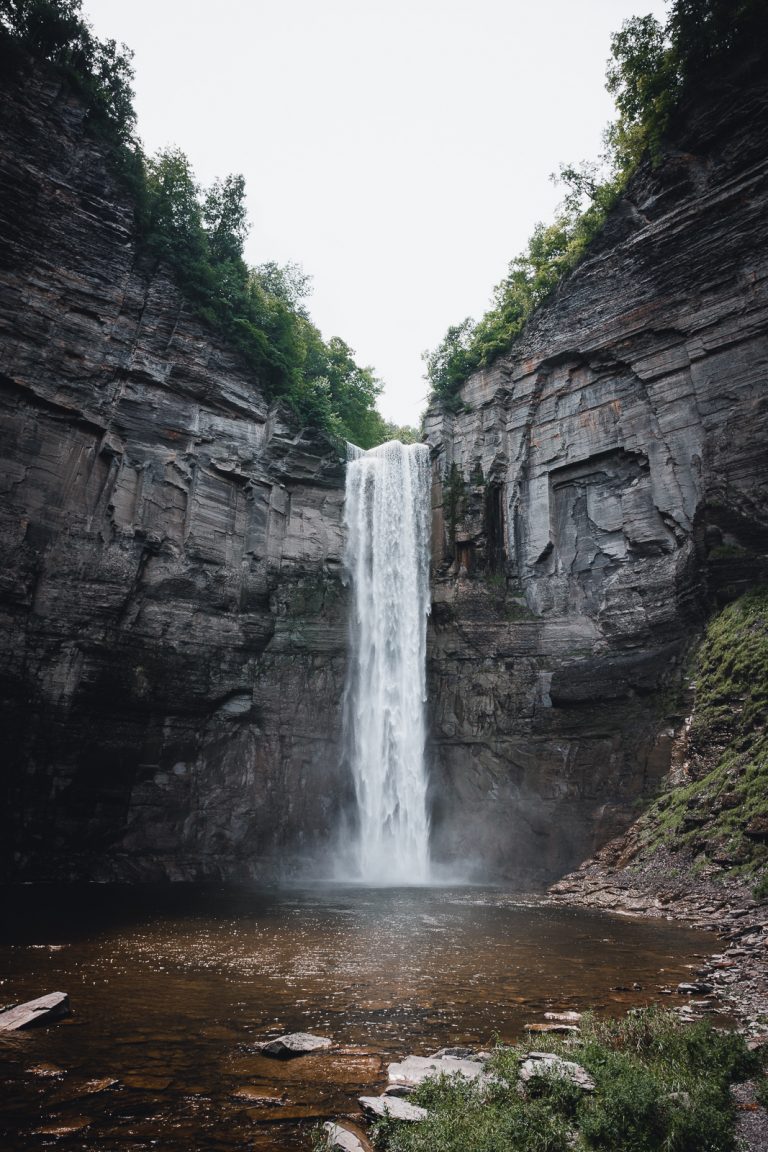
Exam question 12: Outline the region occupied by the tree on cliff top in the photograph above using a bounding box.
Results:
[424,0,768,410]
[0,0,394,449]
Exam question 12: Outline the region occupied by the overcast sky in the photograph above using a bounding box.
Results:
[85,0,667,427]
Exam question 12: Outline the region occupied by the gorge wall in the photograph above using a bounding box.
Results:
[1,57,767,885]
[425,61,768,883]
[0,66,351,880]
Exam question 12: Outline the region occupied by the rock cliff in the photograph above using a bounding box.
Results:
[2,55,767,886]
[425,62,768,883]
[0,66,350,880]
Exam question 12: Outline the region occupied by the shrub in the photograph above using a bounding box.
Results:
[372,1010,762,1152]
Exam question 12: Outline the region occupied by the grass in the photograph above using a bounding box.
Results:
[357,1009,763,1152]
[634,587,768,877]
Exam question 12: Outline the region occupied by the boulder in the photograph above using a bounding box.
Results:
[519,1054,595,1092]
[259,1032,333,1058]
[0,992,70,1031]
[387,1053,491,1091]
[358,1095,428,1122]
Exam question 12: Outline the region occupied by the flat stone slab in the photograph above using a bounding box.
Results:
[359,1095,428,1121]
[544,1011,582,1023]
[677,981,713,995]
[0,992,70,1032]
[323,1120,374,1151]
[259,1032,333,1058]
[388,1053,491,1090]
[519,1054,595,1091]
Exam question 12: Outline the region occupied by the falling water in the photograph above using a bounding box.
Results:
[343,440,432,883]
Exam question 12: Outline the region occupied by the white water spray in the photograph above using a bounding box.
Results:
[343,441,432,884]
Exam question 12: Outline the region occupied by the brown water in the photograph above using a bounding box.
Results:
[0,883,715,1150]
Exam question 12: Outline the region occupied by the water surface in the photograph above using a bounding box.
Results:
[0,883,716,1150]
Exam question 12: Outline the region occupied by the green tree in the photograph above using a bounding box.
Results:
[202,173,249,263]
[422,319,478,409]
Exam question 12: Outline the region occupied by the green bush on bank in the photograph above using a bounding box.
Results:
[424,0,768,409]
[0,0,408,449]
[368,1009,762,1152]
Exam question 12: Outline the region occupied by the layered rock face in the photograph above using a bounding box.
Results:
[0,67,350,880]
[2,58,767,887]
[426,66,768,884]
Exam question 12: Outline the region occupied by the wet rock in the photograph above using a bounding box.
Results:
[519,1054,595,1092]
[677,981,713,995]
[34,1118,92,1137]
[27,1063,65,1079]
[0,992,70,1031]
[429,1046,480,1060]
[260,1032,333,1058]
[387,1053,491,1091]
[358,1095,428,1122]
[323,1120,374,1151]
[49,1078,119,1108]
[231,1086,285,1104]
[544,1011,582,1023]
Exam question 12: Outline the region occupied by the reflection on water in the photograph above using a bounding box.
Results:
[0,884,715,1150]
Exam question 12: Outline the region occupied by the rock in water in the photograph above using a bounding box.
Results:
[358,1095,428,1122]
[0,992,70,1031]
[259,1032,332,1058]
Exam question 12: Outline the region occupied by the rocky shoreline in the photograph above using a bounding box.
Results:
[548,843,768,1030]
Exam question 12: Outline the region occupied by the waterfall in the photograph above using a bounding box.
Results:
[343,440,432,884]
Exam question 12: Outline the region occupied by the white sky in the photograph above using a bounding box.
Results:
[85,0,667,427]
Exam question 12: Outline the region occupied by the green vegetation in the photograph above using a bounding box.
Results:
[0,0,400,449]
[637,587,768,878]
[0,0,136,139]
[424,0,768,408]
[365,1009,762,1152]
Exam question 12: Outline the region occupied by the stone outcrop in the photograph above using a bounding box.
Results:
[425,59,768,883]
[0,65,350,880]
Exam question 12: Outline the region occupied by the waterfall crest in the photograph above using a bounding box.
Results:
[343,440,431,884]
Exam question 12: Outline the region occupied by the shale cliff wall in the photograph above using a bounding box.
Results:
[0,67,350,880]
[425,65,768,883]
[2,57,767,886]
